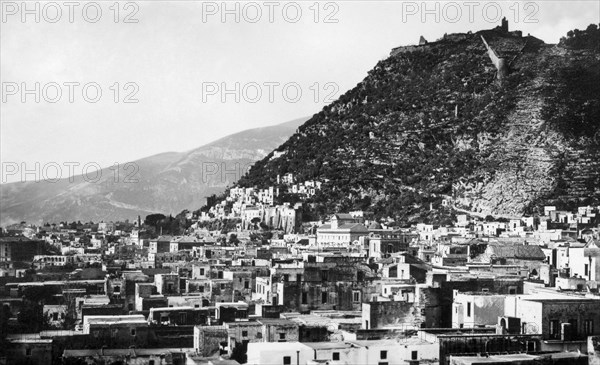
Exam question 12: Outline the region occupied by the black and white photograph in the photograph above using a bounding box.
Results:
[1,1,599,364]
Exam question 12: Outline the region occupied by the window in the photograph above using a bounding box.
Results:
[301,292,308,304]
[322,271,329,281]
[322,292,328,304]
[221,283,225,290]
[283,356,291,365]
[411,350,418,360]
[180,313,187,323]
[149,361,155,365]
[585,320,594,335]
[199,285,205,293]
[380,350,387,359]
[333,352,340,360]
[549,319,560,339]
[569,319,578,339]
[467,302,471,317]
[25,348,32,356]
[353,290,361,303]
[256,332,262,339]
[244,281,249,289]
[131,329,136,336]
[279,333,286,341]
[508,287,517,295]
[200,268,205,275]
[242,330,248,337]
[52,312,58,321]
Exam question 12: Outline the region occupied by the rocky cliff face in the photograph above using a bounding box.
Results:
[0,118,306,225]
[237,26,600,221]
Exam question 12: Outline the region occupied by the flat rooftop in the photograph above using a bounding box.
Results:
[305,342,354,350]
[451,354,538,364]
[64,348,194,357]
[149,306,205,312]
[348,337,434,347]
[84,315,147,325]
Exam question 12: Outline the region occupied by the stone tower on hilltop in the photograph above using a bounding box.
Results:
[501,17,509,33]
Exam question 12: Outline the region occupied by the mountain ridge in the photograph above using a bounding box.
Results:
[0,117,307,225]
[234,25,600,222]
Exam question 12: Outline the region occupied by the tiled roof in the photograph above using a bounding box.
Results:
[334,213,355,220]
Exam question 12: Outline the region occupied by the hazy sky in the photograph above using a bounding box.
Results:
[1,0,598,182]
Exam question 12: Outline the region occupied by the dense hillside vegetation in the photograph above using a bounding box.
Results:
[235,25,600,222]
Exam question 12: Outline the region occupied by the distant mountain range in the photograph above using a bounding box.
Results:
[0,118,307,225]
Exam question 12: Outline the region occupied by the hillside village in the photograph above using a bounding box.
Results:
[1,22,600,365]
[2,194,600,364]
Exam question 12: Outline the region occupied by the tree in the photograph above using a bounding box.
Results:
[41,241,60,255]
[230,341,248,364]
[229,234,240,245]
[144,214,166,228]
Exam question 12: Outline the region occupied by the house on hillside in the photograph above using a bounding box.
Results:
[569,240,600,282]
[316,214,369,249]
[476,244,546,275]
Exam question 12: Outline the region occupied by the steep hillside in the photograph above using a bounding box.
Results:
[237,26,600,221]
[0,118,306,225]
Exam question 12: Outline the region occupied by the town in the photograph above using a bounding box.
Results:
[2,9,600,365]
[1,176,599,365]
